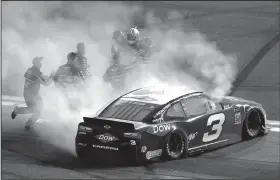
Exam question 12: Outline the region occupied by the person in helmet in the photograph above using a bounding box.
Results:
[111,27,151,66]
[76,42,90,79]
[53,52,86,111]
[111,27,141,64]
[126,27,140,46]
[11,57,54,130]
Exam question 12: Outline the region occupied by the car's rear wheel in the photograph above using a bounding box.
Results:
[76,148,91,164]
[164,131,186,160]
[242,110,262,140]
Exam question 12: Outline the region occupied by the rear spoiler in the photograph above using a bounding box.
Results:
[83,117,135,131]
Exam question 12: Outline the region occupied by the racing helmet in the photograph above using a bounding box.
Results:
[67,52,77,62]
[126,27,139,45]
[77,42,85,54]
[77,42,85,49]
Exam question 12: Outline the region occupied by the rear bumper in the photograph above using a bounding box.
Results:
[75,135,147,164]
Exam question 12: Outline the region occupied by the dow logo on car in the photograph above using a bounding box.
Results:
[153,124,171,133]
[95,133,119,143]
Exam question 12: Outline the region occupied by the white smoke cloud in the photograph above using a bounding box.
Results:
[2,1,237,155]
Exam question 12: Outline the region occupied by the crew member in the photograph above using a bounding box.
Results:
[11,57,54,130]
[53,52,82,89]
[111,27,150,65]
[76,42,90,80]
[104,54,137,90]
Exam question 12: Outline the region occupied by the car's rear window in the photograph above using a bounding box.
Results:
[98,99,159,122]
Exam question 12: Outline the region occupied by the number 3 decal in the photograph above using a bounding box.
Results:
[202,113,225,142]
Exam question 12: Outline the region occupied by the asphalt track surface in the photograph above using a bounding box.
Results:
[2,1,280,179]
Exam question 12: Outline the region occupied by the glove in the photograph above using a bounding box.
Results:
[49,70,56,78]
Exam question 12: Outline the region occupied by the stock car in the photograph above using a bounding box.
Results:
[75,87,268,164]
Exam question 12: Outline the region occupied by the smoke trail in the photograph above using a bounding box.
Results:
[2,1,143,155]
[2,1,237,155]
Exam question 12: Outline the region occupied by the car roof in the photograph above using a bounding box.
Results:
[121,86,203,105]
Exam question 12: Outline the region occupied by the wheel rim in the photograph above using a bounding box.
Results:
[167,133,184,157]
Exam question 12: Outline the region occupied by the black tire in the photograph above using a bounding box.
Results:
[135,158,154,166]
[76,148,91,164]
[163,130,186,160]
[242,110,262,140]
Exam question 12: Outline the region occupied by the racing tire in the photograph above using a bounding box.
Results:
[163,130,186,160]
[135,158,154,166]
[242,109,262,140]
[76,148,91,164]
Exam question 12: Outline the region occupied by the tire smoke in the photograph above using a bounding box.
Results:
[2,1,237,155]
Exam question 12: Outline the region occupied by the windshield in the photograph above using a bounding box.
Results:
[98,99,159,122]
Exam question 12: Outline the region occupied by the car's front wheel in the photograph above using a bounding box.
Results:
[163,130,186,160]
[242,110,262,140]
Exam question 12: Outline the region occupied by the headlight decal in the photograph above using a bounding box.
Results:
[123,132,141,139]
[78,125,93,132]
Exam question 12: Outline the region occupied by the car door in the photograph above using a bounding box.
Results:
[180,94,231,150]
[207,96,238,139]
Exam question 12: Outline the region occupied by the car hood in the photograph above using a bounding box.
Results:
[220,96,261,107]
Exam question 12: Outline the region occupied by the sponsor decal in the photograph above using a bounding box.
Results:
[92,144,118,151]
[152,118,164,123]
[146,149,162,160]
[124,132,138,136]
[233,106,241,112]
[223,104,231,109]
[95,133,119,143]
[104,125,111,129]
[234,112,241,125]
[130,140,136,145]
[78,132,86,135]
[188,132,198,141]
[77,143,87,146]
[243,104,251,112]
[79,125,92,132]
[141,146,147,153]
[153,124,171,134]
[153,104,171,118]
[123,132,140,139]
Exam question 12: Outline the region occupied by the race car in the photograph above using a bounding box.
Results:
[75,86,268,164]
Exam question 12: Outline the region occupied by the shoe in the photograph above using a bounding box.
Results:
[11,106,18,119]
[25,124,31,131]
[24,119,36,131]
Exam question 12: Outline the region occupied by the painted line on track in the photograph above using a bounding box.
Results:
[267,127,280,132]
[270,128,280,132]
[2,101,19,106]
[2,95,24,101]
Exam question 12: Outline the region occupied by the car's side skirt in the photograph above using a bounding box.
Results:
[188,139,230,153]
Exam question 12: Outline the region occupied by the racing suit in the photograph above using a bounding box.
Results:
[15,66,48,128]
[54,62,82,89]
[75,52,89,80]
[103,60,137,90]
[54,62,86,110]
